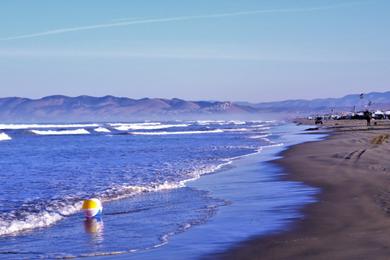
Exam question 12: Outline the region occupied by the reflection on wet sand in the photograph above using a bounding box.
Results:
[84,218,104,243]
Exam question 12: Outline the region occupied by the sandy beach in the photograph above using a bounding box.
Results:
[218,120,390,259]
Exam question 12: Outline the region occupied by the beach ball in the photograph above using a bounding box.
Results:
[82,198,103,218]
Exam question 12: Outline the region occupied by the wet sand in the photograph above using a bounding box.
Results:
[217,120,390,259]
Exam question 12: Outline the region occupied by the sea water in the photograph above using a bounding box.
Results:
[0,121,320,259]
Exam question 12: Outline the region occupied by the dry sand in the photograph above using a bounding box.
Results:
[216,119,390,260]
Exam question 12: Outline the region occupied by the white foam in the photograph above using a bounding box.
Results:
[129,129,224,135]
[0,133,11,141]
[223,128,253,132]
[30,129,90,135]
[0,201,82,236]
[113,123,188,131]
[196,120,246,125]
[0,124,99,130]
[249,134,271,139]
[265,143,284,148]
[109,122,161,127]
[227,120,246,125]
[100,160,233,202]
[0,159,235,237]
[0,134,282,237]
[196,120,226,125]
[252,126,271,131]
[94,127,111,133]
[0,158,235,237]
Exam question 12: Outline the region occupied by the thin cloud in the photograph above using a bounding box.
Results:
[1,48,387,63]
[0,2,364,41]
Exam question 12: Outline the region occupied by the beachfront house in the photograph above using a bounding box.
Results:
[385,111,390,119]
[373,110,385,120]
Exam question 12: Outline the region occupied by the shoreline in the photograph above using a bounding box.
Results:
[218,120,390,259]
[128,123,323,259]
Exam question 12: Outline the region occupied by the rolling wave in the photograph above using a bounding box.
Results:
[0,198,82,236]
[196,120,225,125]
[0,120,277,238]
[196,120,246,125]
[109,122,161,126]
[30,129,90,135]
[223,128,254,132]
[0,133,11,141]
[129,129,224,135]
[0,161,231,236]
[250,125,271,130]
[94,127,111,133]
[249,134,271,139]
[113,123,189,131]
[0,124,99,130]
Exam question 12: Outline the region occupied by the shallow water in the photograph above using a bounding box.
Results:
[0,121,322,259]
[150,124,324,259]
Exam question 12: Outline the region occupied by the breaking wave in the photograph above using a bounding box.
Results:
[0,120,282,239]
[109,122,160,127]
[0,124,99,130]
[30,129,90,135]
[223,128,255,132]
[196,120,246,125]
[0,199,82,236]
[0,133,11,141]
[249,134,271,139]
[113,123,189,131]
[129,129,224,135]
[94,127,111,133]
[0,161,232,237]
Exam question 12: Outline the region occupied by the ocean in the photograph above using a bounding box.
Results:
[0,121,321,259]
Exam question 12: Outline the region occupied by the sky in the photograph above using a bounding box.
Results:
[0,0,389,102]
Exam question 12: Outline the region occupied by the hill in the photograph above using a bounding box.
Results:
[1,91,389,122]
[0,95,255,122]
[237,91,390,114]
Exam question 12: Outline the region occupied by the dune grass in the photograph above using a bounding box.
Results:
[371,134,390,145]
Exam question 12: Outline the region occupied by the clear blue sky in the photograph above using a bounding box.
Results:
[0,0,389,102]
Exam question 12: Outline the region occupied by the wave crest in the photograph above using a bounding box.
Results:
[129,129,224,135]
[94,127,111,133]
[0,161,231,236]
[0,133,11,141]
[30,129,90,135]
[0,124,99,130]
[113,123,188,131]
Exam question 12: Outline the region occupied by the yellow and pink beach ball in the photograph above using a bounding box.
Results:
[82,198,103,218]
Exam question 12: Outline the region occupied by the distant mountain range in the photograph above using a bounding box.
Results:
[238,91,390,114]
[0,95,255,122]
[0,92,389,122]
